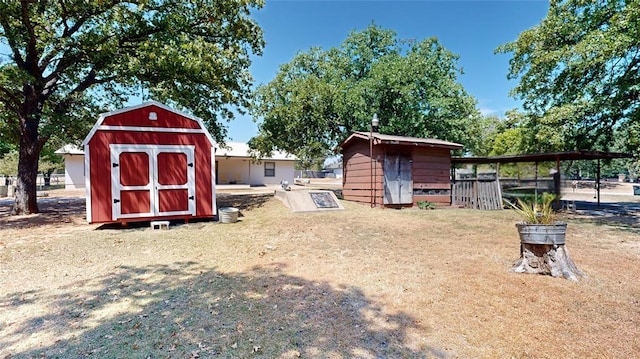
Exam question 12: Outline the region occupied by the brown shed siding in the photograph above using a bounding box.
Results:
[342,140,384,206]
[410,147,452,206]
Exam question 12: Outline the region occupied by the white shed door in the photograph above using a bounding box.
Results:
[111,145,196,220]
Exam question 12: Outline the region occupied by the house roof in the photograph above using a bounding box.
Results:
[54,144,84,155]
[216,142,297,161]
[324,161,343,170]
[339,131,463,150]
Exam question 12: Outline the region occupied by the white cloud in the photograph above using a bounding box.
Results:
[479,107,500,116]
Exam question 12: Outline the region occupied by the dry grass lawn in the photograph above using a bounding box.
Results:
[1,190,639,358]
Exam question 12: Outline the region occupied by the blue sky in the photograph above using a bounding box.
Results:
[228,0,550,142]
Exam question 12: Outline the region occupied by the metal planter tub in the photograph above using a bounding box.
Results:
[218,207,239,223]
[515,222,567,245]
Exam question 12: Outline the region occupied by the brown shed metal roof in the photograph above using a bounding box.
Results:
[339,131,464,150]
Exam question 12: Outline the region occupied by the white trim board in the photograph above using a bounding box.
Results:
[84,144,92,223]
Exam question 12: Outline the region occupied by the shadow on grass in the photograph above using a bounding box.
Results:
[0,194,274,231]
[0,197,87,230]
[217,193,273,218]
[0,262,445,358]
[562,200,640,234]
[565,215,640,234]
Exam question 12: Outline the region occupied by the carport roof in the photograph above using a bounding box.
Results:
[452,151,633,165]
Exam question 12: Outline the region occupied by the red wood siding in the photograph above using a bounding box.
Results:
[157,152,188,185]
[121,190,150,215]
[159,189,189,212]
[101,105,201,129]
[119,152,149,186]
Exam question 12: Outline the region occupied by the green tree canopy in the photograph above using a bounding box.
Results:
[0,0,264,214]
[249,24,479,161]
[497,0,640,152]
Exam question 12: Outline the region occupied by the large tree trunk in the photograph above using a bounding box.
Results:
[12,94,46,215]
[44,170,51,187]
[512,223,586,281]
[12,139,41,215]
[511,243,586,281]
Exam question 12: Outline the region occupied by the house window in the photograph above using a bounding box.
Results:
[264,162,275,177]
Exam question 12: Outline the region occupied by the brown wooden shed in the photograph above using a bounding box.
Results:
[339,132,463,208]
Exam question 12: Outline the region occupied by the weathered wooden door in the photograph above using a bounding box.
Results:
[110,145,195,220]
[383,153,413,204]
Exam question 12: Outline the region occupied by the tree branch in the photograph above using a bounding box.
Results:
[0,12,26,68]
[20,1,40,75]
[0,85,21,115]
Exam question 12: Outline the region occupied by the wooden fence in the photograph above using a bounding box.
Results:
[451,180,503,210]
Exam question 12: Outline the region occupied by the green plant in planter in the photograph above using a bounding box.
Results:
[506,192,556,224]
[506,192,584,280]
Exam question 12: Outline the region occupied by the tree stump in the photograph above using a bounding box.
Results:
[511,223,586,281]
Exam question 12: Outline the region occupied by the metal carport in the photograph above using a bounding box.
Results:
[452,151,633,206]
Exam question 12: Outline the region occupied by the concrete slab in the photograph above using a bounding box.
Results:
[274,189,344,213]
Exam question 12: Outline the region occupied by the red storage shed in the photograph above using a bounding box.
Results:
[82,101,216,224]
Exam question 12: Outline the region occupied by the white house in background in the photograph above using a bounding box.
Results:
[215,142,296,186]
[56,142,297,190]
[54,144,85,189]
[323,161,343,179]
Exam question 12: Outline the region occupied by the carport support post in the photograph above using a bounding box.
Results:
[554,157,561,209]
[496,162,502,204]
[596,159,601,206]
[534,162,539,201]
[450,166,456,206]
[369,113,379,208]
[369,133,374,208]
